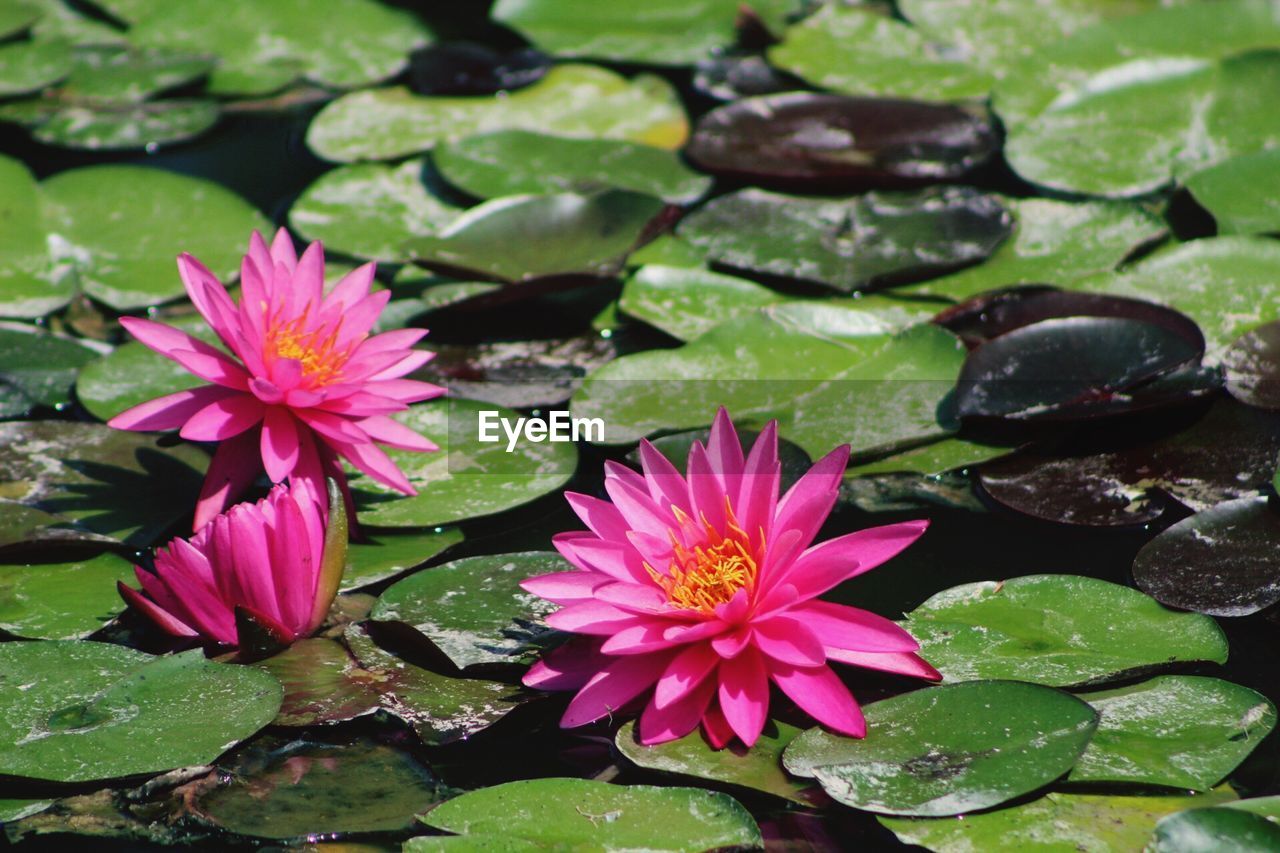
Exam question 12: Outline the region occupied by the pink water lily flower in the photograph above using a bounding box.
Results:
[119,482,343,647]
[522,408,941,748]
[109,229,443,530]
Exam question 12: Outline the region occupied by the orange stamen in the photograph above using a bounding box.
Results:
[648,501,763,614]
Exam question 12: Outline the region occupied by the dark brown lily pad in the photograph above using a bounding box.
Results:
[978,401,1280,527]
[686,93,998,189]
[419,335,617,409]
[1133,497,1280,617]
[1223,321,1280,410]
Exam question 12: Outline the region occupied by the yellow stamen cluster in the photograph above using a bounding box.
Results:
[266,313,349,388]
[648,502,763,614]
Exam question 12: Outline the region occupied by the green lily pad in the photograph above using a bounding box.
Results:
[75,315,214,423]
[0,641,281,783]
[616,719,821,806]
[677,186,1011,292]
[307,64,688,163]
[349,398,577,528]
[492,0,760,65]
[1078,236,1280,355]
[845,436,1014,478]
[289,158,461,263]
[1070,676,1275,790]
[27,0,125,45]
[58,45,213,102]
[39,165,269,310]
[0,799,52,823]
[903,574,1229,688]
[1151,797,1280,852]
[0,155,67,319]
[784,681,1098,817]
[881,787,1239,852]
[909,198,1167,302]
[627,233,707,268]
[344,526,463,591]
[0,551,138,639]
[406,190,664,283]
[372,551,563,670]
[1185,149,1280,235]
[419,778,762,851]
[196,738,446,840]
[0,420,208,547]
[995,2,1280,196]
[8,97,220,151]
[434,130,711,205]
[0,1,40,38]
[97,0,430,96]
[0,322,101,417]
[0,37,73,97]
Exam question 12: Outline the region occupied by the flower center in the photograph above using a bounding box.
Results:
[648,507,761,614]
[266,314,349,388]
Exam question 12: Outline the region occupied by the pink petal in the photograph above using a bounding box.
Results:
[367,349,434,382]
[771,663,866,738]
[260,407,302,483]
[269,227,298,272]
[545,601,646,635]
[193,429,261,530]
[639,674,716,745]
[564,492,632,543]
[784,520,929,603]
[560,652,672,727]
[118,581,197,637]
[323,261,376,312]
[552,533,649,584]
[795,600,921,653]
[685,442,726,533]
[179,394,264,441]
[226,502,281,621]
[523,638,607,691]
[600,622,677,655]
[701,702,736,749]
[711,625,752,659]
[663,619,731,645]
[333,437,415,495]
[272,485,317,631]
[654,642,720,709]
[119,317,249,390]
[736,420,780,542]
[333,289,391,348]
[357,414,437,452]
[752,615,826,667]
[594,581,674,616]
[706,406,746,485]
[717,645,770,747]
[826,648,942,681]
[773,444,850,543]
[521,571,610,605]
[359,378,444,405]
[637,440,691,516]
[293,240,325,320]
[108,385,237,432]
[177,253,239,349]
[604,477,673,542]
[294,408,370,444]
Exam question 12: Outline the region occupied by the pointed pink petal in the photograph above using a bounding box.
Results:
[177,253,238,348]
[711,625,752,659]
[270,227,298,272]
[604,477,672,541]
[521,571,610,605]
[600,622,677,655]
[771,663,866,738]
[108,385,237,432]
[564,492,632,543]
[294,240,325,320]
[637,440,691,516]
[773,444,849,543]
[560,652,671,727]
[545,600,646,635]
[552,532,649,584]
[250,376,285,404]
[226,503,280,621]
[523,638,607,691]
[179,394,264,441]
[752,615,826,666]
[271,485,316,631]
[333,437,414,494]
[594,582,673,616]
[261,407,301,483]
[118,581,197,637]
[333,290,391,348]
[119,317,249,389]
[663,619,731,645]
[795,600,920,653]
[706,406,745,485]
[784,520,929,603]
[367,349,435,382]
[293,408,369,444]
[267,355,304,393]
[736,420,780,542]
[718,645,770,747]
[654,642,720,709]
[323,261,375,312]
[168,348,251,390]
[685,442,726,532]
[826,648,942,680]
[639,674,716,745]
[194,429,261,530]
[358,378,444,405]
[357,414,437,452]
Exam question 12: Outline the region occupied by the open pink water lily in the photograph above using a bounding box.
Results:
[109,229,443,530]
[522,408,940,748]
[119,481,345,647]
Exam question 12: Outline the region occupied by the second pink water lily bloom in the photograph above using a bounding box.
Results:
[109,229,443,529]
[522,408,940,748]
[118,481,345,648]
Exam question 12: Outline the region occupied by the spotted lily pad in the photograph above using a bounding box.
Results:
[349,398,577,529]
[881,787,1240,852]
[372,551,563,670]
[1132,497,1280,618]
[1185,149,1280,236]
[0,155,68,319]
[903,575,1229,687]
[0,641,281,783]
[405,190,665,283]
[0,420,208,547]
[677,186,1011,292]
[616,720,821,806]
[1071,676,1275,790]
[4,97,220,151]
[195,738,446,840]
[1223,321,1280,409]
[1150,797,1280,851]
[784,681,1098,817]
[434,130,710,204]
[307,64,688,163]
[418,778,762,851]
[289,158,461,263]
[0,323,102,417]
[0,37,73,96]
[343,526,463,591]
[0,551,137,639]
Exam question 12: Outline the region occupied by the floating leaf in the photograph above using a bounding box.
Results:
[1223,320,1280,409]
[289,158,461,263]
[1132,497,1280,617]
[435,130,710,204]
[903,574,1229,687]
[678,186,1011,292]
[1185,149,1280,236]
[58,45,213,102]
[9,97,220,151]
[98,0,430,96]
[307,64,688,163]
[0,37,73,96]
[195,738,446,840]
[909,197,1167,302]
[0,1,40,38]
[418,778,762,851]
[372,551,563,670]
[616,720,821,806]
[844,435,1013,479]
[0,641,281,783]
[422,335,617,409]
[75,315,212,422]
[686,93,997,189]
[344,527,463,591]
[1150,797,1280,852]
[0,420,208,547]
[619,264,791,341]
[349,398,577,528]
[978,400,1280,526]
[0,323,101,417]
[784,681,1098,817]
[882,787,1239,853]
[768,5,992,102]
[0,551,137,639]
[1071,676,1275,789]
[0,799,52,824]
[0,155,68,319]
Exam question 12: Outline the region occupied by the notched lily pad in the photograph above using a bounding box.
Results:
[371,551,564,670]
[678,186,1011,292]
[903,574,1229,687]
[687,93,997,189]
[1133,497,1280,617]
[784,681,1098,817]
